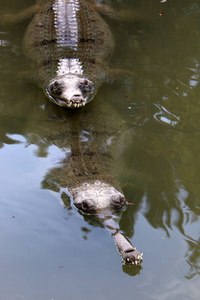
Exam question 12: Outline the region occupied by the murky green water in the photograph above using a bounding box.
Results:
[0,0,200,299]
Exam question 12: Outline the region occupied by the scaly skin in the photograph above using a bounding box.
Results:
[23,0,114,107]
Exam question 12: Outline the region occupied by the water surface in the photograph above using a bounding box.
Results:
[0,1,200,299]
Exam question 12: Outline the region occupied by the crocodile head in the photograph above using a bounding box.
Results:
[46,75,95,108]
[71,181,126,213]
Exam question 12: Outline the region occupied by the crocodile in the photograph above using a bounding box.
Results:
[2,0,114,107]
[2,0,142,108]
[39,100,143,266]
[25,0,117,108]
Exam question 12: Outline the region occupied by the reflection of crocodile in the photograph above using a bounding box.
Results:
[40,101,143,266]
[2,0,140,108]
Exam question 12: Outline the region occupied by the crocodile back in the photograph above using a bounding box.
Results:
[24,0,114,88]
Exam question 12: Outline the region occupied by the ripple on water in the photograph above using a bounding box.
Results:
[153,103,181,126]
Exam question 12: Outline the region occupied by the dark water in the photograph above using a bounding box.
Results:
[0,1,200,299]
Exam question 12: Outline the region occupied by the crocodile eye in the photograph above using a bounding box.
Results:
[82,200,90,210]
[84,79,89,86]
[81,199,95,212]
[49,81,63,96]
[79,80,93,93]
[111,194,125,209]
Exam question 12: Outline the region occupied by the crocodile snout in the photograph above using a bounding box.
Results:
[69,94,86,107]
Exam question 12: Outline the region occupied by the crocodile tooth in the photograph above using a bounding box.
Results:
[127,258,130,262]
[132,261,135,265]
[135,260,138,265]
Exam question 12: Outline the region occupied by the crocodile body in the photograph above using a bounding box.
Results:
[23,0,114,107]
